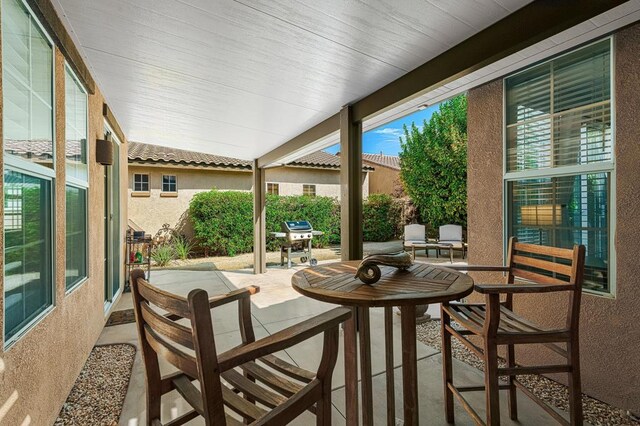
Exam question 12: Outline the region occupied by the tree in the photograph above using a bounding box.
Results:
[399,94,467,231]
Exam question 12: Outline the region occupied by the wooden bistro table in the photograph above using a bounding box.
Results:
[292,261,474,426]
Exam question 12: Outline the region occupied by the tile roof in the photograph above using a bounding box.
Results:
[128,142,252,169]
[288,151,373,171]
[128,142,372,171]
[362,153,401,170]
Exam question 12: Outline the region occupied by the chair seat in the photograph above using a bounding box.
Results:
[438,240,464,249]
[443,303,570,349]
[172,354,317,423]
[404,240,426,247]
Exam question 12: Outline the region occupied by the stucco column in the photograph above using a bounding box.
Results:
[340,105,363,260]
[253,160,266,274]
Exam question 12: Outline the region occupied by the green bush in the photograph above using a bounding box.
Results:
[189,190,406,256]
[363,194,402,242]
[189,190,254,256]
[151,243,175,267]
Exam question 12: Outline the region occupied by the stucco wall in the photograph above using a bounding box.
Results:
[128,164,369,237]
[0,48,129,425]
[364,162,400,195]
[467,26,640,412]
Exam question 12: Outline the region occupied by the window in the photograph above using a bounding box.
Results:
[504,39,614,295]
[4,171,53,341]
[267,183,279,195]
[2,0,54,169]
[303,184,316,197]
[65,66,88,181]
[3,0,55,344]
[65,186,87,291]
[64,65,88,291]
[162,175,177,192]
[134,174,149,192]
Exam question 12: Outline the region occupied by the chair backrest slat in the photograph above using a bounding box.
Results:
[514,241,574,260]
[137,277,191,319]
[510,268,568,285]
[144,324,200,379]
[512,255,573,277]
[140,302,194,350]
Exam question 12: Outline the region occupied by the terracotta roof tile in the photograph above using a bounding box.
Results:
[362,153,401,170]
[290,151,374,170]
[128,142,252,169]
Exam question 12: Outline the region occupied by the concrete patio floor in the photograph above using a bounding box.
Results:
[102,256,573,425]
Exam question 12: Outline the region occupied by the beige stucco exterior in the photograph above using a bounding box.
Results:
[128,163,369,238]
[467,26,640,412]
[0,47,129,425]
[363,161,400,195]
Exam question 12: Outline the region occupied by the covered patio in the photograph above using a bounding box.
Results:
[101,264,566,425]
[1,0,639,425]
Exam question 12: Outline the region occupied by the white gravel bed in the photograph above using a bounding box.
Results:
[55,344,136,426]
[416,320,639,426]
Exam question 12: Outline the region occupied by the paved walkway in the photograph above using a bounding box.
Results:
[103,259,569,425]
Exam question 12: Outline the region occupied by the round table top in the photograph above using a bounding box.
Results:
[291,261,474,307]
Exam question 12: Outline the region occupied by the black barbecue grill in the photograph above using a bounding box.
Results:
[271,221,323,268]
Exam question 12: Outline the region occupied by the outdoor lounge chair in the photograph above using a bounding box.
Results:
[438,224,466,259]
[440,237,586,425]
[129,269,350,425]
[403,223,427,250]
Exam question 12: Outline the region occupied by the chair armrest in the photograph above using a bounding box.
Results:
[217,307,351,372]
[165,286,260,320]
[474,283,575,294]
[208,285,260,308]
[444,265,510,272]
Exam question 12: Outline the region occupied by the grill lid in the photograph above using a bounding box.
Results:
[282,221,312,232]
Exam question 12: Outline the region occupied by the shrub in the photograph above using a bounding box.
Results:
[363,194,402,242]
[189,190,253,256]
[172,234,193,260]
[189,189,408,256]
[151,243,175,267]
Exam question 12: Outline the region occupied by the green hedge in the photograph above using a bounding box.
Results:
[362,194,402,242]
[189,190,402,256]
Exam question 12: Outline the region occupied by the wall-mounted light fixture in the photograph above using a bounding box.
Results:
[95,138,113,165]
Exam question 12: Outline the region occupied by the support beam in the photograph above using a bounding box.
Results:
[26,0,97,94]
[253,160,266,274]
[340,105,362,261]
[103,103,126,144]
[257,0,625,167]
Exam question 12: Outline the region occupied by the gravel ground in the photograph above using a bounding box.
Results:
[416,320,639,426]
[55,344,136,426]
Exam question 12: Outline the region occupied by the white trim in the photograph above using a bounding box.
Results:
[504,162,614,181]
[64,63,89,187]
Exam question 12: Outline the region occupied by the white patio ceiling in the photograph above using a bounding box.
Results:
[52,0,537,159]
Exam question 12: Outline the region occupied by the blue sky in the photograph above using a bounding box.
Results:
[324,103,440,155]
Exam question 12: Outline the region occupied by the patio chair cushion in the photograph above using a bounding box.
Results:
[439,224,462,242]
[438,240,464,249]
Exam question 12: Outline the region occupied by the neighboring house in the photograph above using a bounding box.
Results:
[466,29,640,411]
[128,142,371,237]
[361,153,401,195]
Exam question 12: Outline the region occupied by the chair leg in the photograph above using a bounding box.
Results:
[484,342,501,426]
[316,381,333,426]
[568,340,583,426]
[506,344,518,420]
[441,305,454,423]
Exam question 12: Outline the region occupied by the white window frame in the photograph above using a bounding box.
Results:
[502,37,616,298]
[303,184,316,197]
[2,0,57,348]
[161,174,177,193]
[64,63,89,294]
[134,173,149,192]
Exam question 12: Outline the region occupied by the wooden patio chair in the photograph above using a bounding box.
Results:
[129,269,351,426]
[440,237,586,425]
